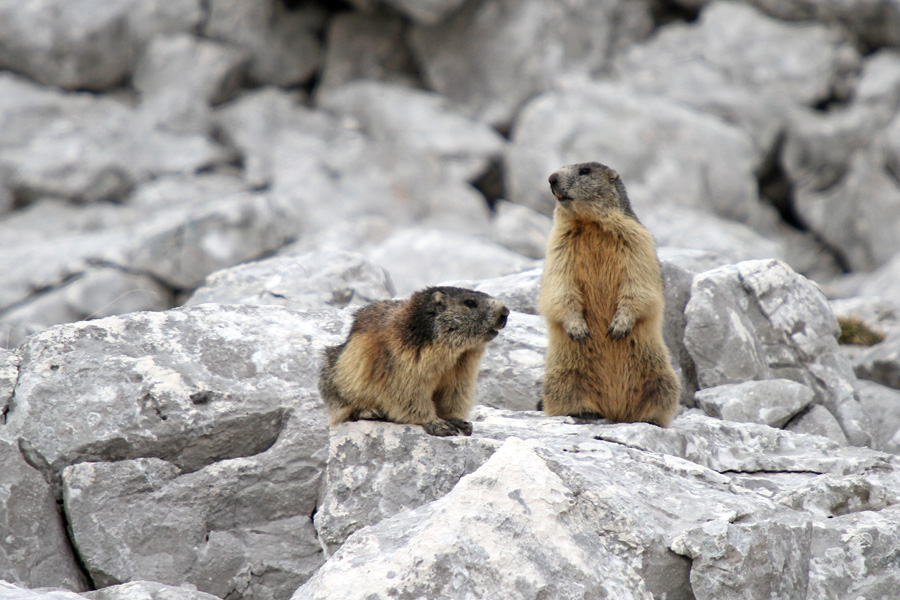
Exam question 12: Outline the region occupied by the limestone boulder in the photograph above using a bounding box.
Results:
[0,438,88,591]
[408,0,654,127]
[614,0,860,152]
[856,380,900,453]
[63,403,328,599]
[319,80,506,183]
[300,407,900,600]
[475,311,546,412]
[506,81,762,229]
[785,405,850,445]
[365,228,535,296]
[203,0,324,88]
[316,11,420,97]
[6,304,343,491]
[683,259,875,447]
[0,581,221,600]
[0,0,204,71]
[695,379,815,428]
[187,251,394,310]
[489,200,552,260]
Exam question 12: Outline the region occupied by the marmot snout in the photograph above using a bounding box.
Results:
[319,286,508,437]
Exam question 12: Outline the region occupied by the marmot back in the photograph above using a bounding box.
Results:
[539,162,680,426]
[319,286,509,436]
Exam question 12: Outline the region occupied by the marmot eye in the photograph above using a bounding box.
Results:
[578,166,591,175]
[463,299,478,309]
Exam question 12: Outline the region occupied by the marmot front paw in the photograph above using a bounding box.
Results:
[564,317,591,342]
[607,312,634,340]
[446,418,473,436]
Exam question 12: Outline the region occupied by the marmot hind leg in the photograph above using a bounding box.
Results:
[541,368,601,418]
[633,374,680,427]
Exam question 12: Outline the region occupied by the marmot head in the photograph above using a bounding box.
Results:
[405,287,509,349]
[548,162,638,221]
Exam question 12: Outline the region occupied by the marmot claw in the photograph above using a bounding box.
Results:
[446,418,473,436]
[424,420,460,437]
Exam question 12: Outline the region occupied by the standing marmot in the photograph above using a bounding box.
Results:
[319,286,509,436]
[538,162,680,426]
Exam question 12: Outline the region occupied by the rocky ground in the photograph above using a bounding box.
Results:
[3,0,900,599]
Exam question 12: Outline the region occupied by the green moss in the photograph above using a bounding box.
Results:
[838,316,885,346]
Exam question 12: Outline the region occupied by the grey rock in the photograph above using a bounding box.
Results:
[785,405,850,446]
[0,0,133,91]
[0,582,86,600]
[365,227,535,296]
[203,0,323,88]
[670,510,812,600]
[319,80,506,183]
[658,255,701,407]
[85,581,223,600]
[408,0,654,127]
[0,76,228,204]
[133,34,247,105]
[643,206,784,263]
[476,311,546,411]
[783,51,900,272]
[857,253,900,301]
[807,506,900,599]
[0,349,17,418]
[695,379,815,428]
[489,200,552,260]
[187,251,394,310]
[856,380,900,453]
[614,1,860,153]
[317,11,420,97]
[684,259,875,447]
[63,403,328,599]
[849,336,900,390]
[314,421,501,555]
[506,81,762,228]
[375,0,466,25]
[0,439,88,591]
[6,303,344,491]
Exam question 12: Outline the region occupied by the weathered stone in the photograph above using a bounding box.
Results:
[476,311,546,411]
[0,581,86,600]
[695,379,815,428]
[203,0,324,88]
[317,10,420,97]
[489,200,552,260]
[643,206,784,263]
[375,0,467,25]
[0,350,17,419]
[314,421,502,555]
[6,304,344,491]
[684,259,875,447]
[64,402,328,599]
[320,80,506,182]
[133,34,247,105]
[614,1,860,152]
[365,228,535,296]
[85,581,223,600]
[850,336,900,391]
[0,439,88,591]
[0,76,228,204]
[807,506,900,599]
[408,0,654,127]
[785,405,850,446]
[506,81,761,228]
[856,380,900,453]
[187,251,394,310]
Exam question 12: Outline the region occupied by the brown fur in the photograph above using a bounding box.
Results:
[319,286,509,436]
[539,162,680,426]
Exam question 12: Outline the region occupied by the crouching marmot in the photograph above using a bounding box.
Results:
[319,286,509,436]
[538,162,680,426]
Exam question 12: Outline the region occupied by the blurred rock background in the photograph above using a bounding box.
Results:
[3,1,900,599]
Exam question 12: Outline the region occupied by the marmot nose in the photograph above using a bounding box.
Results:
[497,306,509,328]
[548,173,558,185]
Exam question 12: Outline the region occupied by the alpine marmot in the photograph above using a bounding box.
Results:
[319,286,509,436]
[538,162,679,426]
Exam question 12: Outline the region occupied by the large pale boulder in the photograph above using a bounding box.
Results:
[683,259,875,446]
[408,0,654,127]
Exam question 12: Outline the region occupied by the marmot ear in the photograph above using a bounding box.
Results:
[431,290,444,306]
[607,171,620,184]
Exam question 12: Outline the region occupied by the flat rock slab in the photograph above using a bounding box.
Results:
[695,379,815,428]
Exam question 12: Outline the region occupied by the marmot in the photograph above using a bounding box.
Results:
[538,162,680,426]
[319,286,509,436]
